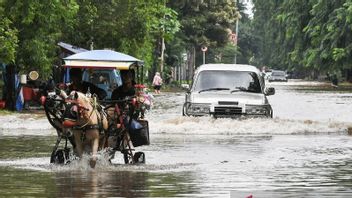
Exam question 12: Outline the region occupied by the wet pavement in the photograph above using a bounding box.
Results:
[0,80,352,197]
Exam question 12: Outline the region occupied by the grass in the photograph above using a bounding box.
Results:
[0,109,14,115]
[291,80,352,92]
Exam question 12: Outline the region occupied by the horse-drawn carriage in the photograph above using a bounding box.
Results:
[43,50,151,168]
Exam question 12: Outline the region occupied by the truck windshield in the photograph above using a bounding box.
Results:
[194,70,262,93]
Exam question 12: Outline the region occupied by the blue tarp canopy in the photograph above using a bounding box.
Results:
[63,50,143,70]
[58,42,88,54]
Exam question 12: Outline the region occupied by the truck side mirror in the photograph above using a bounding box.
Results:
[264,87,275,96]
[181,83,190,92]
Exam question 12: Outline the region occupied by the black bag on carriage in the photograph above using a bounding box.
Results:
[128,119,150,147]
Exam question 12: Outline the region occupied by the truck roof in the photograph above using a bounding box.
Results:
[195,64,261,74]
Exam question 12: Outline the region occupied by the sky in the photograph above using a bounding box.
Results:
[243,0,254,18]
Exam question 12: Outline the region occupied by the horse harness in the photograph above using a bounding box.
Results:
[64,97,106,137]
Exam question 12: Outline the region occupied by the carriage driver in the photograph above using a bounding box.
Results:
[68,68,107,100]
[111,70,136,100]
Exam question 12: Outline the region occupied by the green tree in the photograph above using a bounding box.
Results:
[168,0,239,81]
[0,18,18,64]
[63,0,180,81]
[252,0,352,80]
[3,0,78,78]
[0,0,18,63]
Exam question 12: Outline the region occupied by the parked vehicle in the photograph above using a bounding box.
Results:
[183,64,275,118]
[263,71,272,80]
[268,70,287,82]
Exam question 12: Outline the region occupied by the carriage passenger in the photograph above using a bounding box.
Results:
[111,70,136,100]
[68,68,107,100]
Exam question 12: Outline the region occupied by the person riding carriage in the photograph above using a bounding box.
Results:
[43,50,150,168]
[111,70,136,100]
[68,68,107,100]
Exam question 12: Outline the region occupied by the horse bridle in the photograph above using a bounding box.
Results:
[63,94,97,129]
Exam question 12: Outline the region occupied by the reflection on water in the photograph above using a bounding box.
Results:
[0,167,54,197]
[54,171,202,198]
[1,134,352,197]
[55,171,149,197]
[1,81,352,197]
[0,136,55,159]
[0,166,201,197]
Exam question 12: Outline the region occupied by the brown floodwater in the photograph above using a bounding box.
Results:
[1,80,352,197]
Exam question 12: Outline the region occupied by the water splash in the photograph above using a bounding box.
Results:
[150,116,348,135]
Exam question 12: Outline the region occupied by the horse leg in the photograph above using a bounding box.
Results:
[99,135,107,150]
[73,131,83,158]
[86,129,99,168]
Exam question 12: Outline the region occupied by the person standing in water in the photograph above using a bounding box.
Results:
[152,72,162,94]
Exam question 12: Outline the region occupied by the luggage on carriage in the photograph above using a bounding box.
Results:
[43,49,151,166]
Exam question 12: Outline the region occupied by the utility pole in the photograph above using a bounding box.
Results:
[160,0,166,76]
[160,37,165,75]
[234,0,241,64]
[201,46,208,65]
[203,50,205,65]
[234,18,239,64]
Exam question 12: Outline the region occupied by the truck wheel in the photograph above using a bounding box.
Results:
[182,103,190,116]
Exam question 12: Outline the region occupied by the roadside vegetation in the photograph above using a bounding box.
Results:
[0,109,14,115]
[252,1,352,81]
[1,1,352,83]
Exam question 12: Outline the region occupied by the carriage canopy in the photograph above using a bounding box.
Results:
[63,50,143,70]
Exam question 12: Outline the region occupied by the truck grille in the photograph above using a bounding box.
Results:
[214,106,242,115]
[218,101,238,105]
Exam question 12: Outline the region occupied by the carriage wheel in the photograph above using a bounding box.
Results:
[123,150,134,164]
[50,148,70,165]
[123,151,145,164]
[44,100,64,132]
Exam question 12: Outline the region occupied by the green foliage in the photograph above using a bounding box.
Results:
[168,0,239,67]
[61,0,181,75]
[252,0,352,79]
[0,18,18,63]
[2,0,79,77]
[0,0,182,80]
[149,5,181,41]
[172,0,238,46]
[208,44,237,64]
[332,48,346,61]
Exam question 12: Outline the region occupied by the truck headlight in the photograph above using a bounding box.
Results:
[245,105,269,115]
[189,103,210,114]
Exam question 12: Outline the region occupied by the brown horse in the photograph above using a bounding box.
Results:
[61,91,108,168]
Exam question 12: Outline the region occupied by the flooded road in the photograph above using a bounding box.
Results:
[1,80,352,197]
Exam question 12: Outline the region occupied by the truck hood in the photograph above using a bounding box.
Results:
[190,91,268,105]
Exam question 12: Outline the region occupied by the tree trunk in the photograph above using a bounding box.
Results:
[5,64,17,111]
[186,46,196,83]
[345,69,352,82]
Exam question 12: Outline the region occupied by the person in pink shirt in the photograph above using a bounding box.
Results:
[152,72,163,94]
